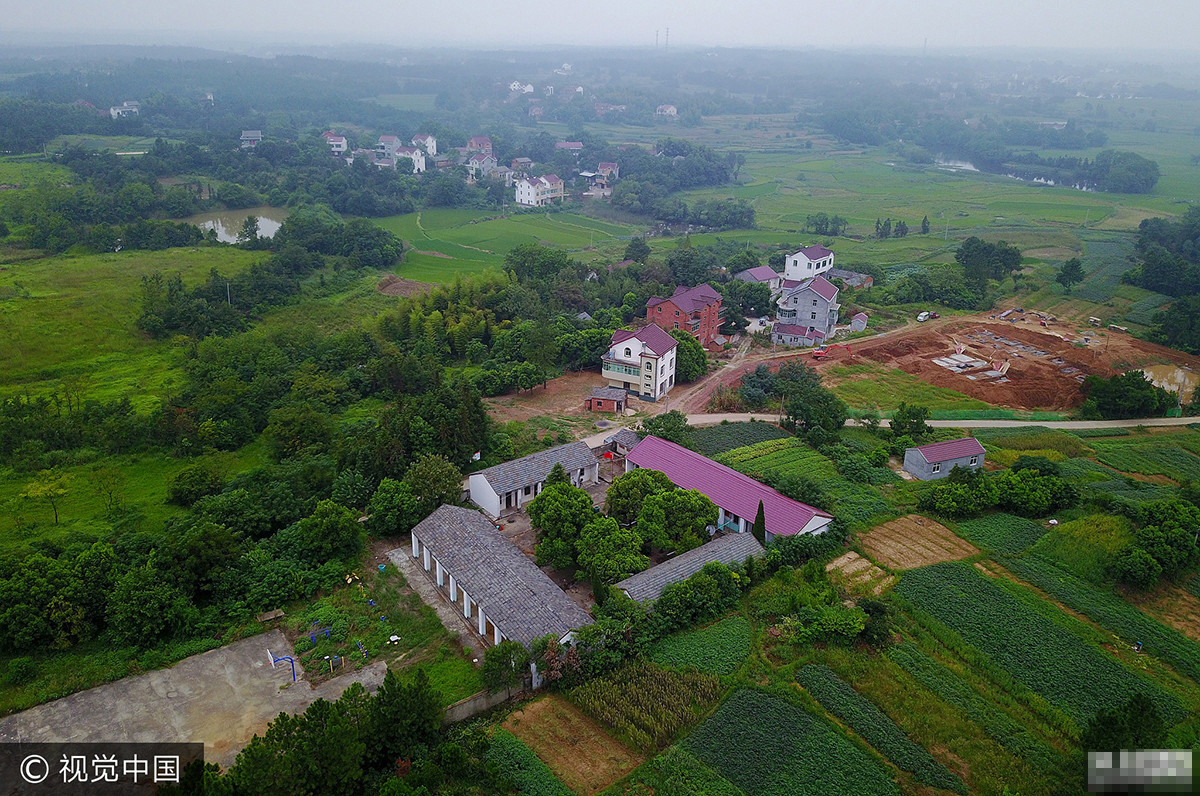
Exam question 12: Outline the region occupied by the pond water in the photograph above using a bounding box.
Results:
[1139,364,1198,404]
[185,206,289,243]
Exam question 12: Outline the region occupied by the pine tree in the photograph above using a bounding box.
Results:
[921,215,931,234]
[752,500,767,545]
[545,462,569,486]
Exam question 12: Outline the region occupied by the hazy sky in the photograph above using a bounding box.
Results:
[4,0,1199,52]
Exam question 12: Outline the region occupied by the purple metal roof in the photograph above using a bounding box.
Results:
[774,324,825,342]
[627,436,831,537]
[805,276,839,301]
[853,312,869,321]
[912,437,986,463]
[647,284,721,314]
[611,324,678,356]
[799,244,834,260]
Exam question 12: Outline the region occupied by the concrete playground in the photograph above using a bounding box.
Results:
[0,629,387,769]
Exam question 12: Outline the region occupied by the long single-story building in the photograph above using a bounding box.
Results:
[615,533,764,603]
[468,442,599,517]
[903,438,986,481]
[409,505,592,686]
[625,435,834,542]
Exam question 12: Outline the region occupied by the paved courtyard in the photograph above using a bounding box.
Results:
[0,629,386,769]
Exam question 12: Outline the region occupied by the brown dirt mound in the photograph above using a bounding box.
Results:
[861,515,978,570]
[376,274,433,297]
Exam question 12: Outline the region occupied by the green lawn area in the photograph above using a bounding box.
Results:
[373,94,438,112]
[826,363,993,412]
[46,135,178,154]
[0,158,73,186]
[0,246,262,404]
[373,210,643,283]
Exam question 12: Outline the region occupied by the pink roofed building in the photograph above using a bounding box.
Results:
[626,436,834,542]
[467,135,493,155]
[903,438,986,481]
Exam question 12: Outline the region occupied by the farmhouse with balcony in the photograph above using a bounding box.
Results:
[784,245,835,279]
[646,284,724,348]
[466,151,498,179]
[616,533,764,603]
[240,130,263,148]
[773,275,840,348]
[376,135,403,159]
[514,174,565,207]
[602,325,677,401]
[322,131,348,155]
[408,505,591,685]
[903,438,986,481]
[625,436,834,542]
[468,442,599,517]
[656,104,678,117]
[411,133,437,155]
[597,162,619,179]
[734,265,784,298]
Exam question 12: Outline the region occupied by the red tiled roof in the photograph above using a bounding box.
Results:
[647,284,721,314]
[469,152,493,162]
[542,173,562,184]
[611,324,678,356]
[469,136,492,146]
[853,312,869,321]
[413,133,433,141]
[735,265,779,283]
[627,436,832,537]
[598,162,617,169]
[555,141,584,149]
[378,135,400,143]
[799,244,834,260]
[912,438,986,463]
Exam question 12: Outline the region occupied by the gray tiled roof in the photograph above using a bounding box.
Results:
[605,428,642,449]
[590,387,626,401]
[476,442,597,495]
[411,505,592,645]
[615,533,764,603]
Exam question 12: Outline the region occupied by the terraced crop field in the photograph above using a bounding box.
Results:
[860,515,978,570]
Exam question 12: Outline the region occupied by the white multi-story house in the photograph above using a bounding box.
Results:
[411,134,437,156]
[322,131,348,155]
[466,151,498,179]
[656,104,678,117]
[601,325,677,401]
[395,146,427,173]
[773,275,841,347]
[784,245,835,280]
[514,175,564,207]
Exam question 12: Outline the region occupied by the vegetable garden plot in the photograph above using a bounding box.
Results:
[651,616,753,676]
[955,514,1047,555]
[685,689,899,796]
[797,665,967,794]
[624,746,746,796]
[1089,437,1200,483]
[715,438,839,480]
[691,422,793,457]
[569,661,721,752]
[895,563,1184,723]
[1000,554,1200,684]
[486,729,573,796]
[885,644,1060,771]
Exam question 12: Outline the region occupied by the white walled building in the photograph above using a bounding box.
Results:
[395,146,427,173]
[602,325,677,401]
[377,135,402,159]
[411,134,437,156]
[514,174,565,207]
[784,245,835,280]
[467,442,599,518]
[408,505,592,685]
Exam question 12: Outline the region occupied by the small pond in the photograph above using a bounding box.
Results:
[185,206,289,243]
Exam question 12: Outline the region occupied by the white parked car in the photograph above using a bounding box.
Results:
[917,311,931,322]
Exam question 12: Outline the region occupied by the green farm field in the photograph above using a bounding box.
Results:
[374,209,644,283]
[0,247,262,405]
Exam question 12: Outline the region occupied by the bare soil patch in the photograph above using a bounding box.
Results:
[1023,247,1078,261]
[685,312,1200,413]
[501,694,643,795]
[376,274,433,297]
[861,515,978,570]
[485,369,618,423]
[1126,582,1200,644]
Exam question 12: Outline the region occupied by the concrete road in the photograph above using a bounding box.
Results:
[685,413,1197,429]
[0,629,387,769]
